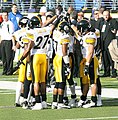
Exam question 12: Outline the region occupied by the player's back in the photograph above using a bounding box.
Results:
[26,26,51,55]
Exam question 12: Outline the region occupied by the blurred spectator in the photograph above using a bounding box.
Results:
[100,10,117,77]
[108,38,118,71]
[0,10,14,75]
[8,3,23,63]
[8,3,23,32]
[39,6,47,24]
[0,15,3,61]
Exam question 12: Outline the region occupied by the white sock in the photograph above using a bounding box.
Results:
[97,95,102,101]
[15,81,23,104]
[64,85,67,98]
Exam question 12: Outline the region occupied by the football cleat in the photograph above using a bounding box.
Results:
[57,103,71,109]
[15,103,21,107]
[42,101,47,109]
[31,103,42,110]
[22,101,28,109]
[68,98,76,107]
[82,100,96,108]
[51,102,58,109]
[77,100,87,107]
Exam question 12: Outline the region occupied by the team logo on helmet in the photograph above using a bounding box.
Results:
[28,16,42,29]
[76,19,91,35]
[18,17,29,27]
[57,21,70,33]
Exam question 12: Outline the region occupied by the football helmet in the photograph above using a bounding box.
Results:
[18,17,29,27]
[57,21,70,34]
[76,19,91,35]
[28,16,41,29]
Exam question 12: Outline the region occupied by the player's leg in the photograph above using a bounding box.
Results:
[15,58,26,107]
[31,54,42,110]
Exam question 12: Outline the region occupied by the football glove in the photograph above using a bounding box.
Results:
[12,60,25,74]
[63,55,71,76]
[64,63,71,76]
[84,65,89,76]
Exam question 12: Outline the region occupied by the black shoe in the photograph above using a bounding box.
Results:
[110,75,117,78]
[6,72,13,75]
[2,72,7,75]
[15,103,21,107]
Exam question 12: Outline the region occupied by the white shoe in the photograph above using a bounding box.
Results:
[57,103,71,109]
[51,102,57,109]
[82,101,96,108]
[97,100,102,106]
[77,100,87,107]
[19,96,24,105]
[31,103,42,110]
[42,101,47,109]
[68,98,76,107]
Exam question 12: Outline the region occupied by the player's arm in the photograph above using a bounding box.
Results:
[86,43,94,64]
[42,15,58,27]
[84,41,95,76]
[21,40,34,61]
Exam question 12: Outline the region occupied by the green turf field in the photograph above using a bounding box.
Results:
[0,66,118,120]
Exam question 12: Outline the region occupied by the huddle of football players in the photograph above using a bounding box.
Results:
[12,9,102,110]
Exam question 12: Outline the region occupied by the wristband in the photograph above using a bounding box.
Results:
[85,62,89,66]
[63,55,69,64]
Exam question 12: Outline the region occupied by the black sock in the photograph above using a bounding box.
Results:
[81,95,87,101]
[91,96,97,103]
[42,94,46,101]
[53,95,58,102]
[58,95,63,103]
[35,95,41,103]
[24,79,32,99]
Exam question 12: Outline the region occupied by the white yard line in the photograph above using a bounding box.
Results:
[62,116,118,120]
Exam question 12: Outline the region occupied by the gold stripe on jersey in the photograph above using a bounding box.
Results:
[26,33,34,40]
[22,37,31,43]
[60,39,70,44]
[85,38,96,44]
[36,16,42,26]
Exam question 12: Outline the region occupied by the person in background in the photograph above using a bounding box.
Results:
[8,3,23,71]
[0,15,3,63]
[39,6,47,25]
[0,10,14,75]
[100,10,117,78]
[8,3,23,32]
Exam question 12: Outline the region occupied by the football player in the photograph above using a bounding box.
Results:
[76,20,99,108]
[12,17,32,107]
[52,21,73,109]
[16,15,60,110]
